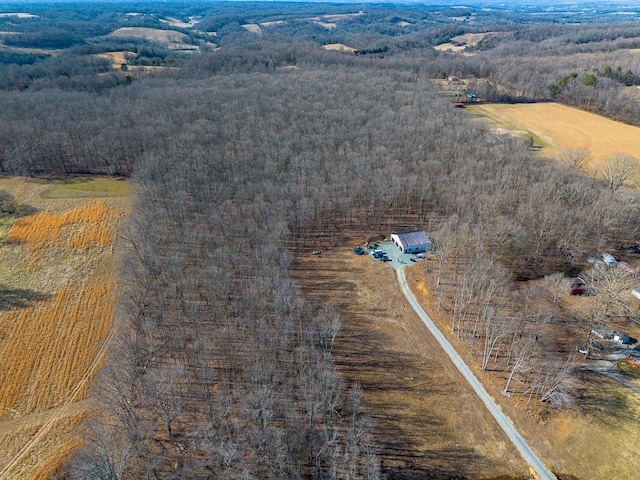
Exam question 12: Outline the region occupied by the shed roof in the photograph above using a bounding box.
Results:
[393,230,430,248]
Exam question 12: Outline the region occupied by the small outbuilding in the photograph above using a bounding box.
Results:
[391,230,431,254]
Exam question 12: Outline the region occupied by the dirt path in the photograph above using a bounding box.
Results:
[291,247,529,479]
[396,265,556,480]
[0,399,92,434]
[0,326,114,479]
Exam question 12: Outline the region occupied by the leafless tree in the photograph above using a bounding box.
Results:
[481,307,508,371]
[73,420,131,479]
[596,153,640,192]
[557,148,592,174]
[585,265,636,319]
[526,355,576,408]
[540,272,566,306]
[503,338,535,395]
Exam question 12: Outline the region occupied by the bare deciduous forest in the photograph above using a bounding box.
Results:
[1,1,640,478]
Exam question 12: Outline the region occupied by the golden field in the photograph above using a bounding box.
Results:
[469,102,640,169]
[0,177,129,480]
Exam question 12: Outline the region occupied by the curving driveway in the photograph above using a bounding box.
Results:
[390,255,557,480]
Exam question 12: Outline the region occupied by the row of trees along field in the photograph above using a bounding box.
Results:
[0,10,638,476]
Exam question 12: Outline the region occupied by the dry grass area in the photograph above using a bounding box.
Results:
[108,27,199,50]
[291,247,529,480]
[293,243,640,479]
[94,51,136,69]
[434,43,466,53]
[469,103,640,169]
[435,32,494,53]
[407,266,640,480]
[0,176,129,480]
[160,16,198,29]
[241,24,262,34]
[323,43,357,53]
[260,20,287,27]
[452,33,494,45]
[313,21,337,30]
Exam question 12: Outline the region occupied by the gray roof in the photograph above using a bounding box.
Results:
[393,230,430,248]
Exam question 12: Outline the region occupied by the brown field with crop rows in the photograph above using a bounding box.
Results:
[0,177,129,480]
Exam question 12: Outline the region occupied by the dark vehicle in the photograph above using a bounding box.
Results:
[353,247,364,255]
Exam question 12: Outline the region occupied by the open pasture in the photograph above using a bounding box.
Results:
[108,27,199,50]
[323,43,357,53]
[469,103,640,168]
[0,177,128,480]
[435,32,495,53]
[93,51,136,69]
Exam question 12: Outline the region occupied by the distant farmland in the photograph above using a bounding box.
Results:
[469,103,640,168]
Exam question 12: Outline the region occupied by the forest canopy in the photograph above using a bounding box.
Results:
[1,1,640,479]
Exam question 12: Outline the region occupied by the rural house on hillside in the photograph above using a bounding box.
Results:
[391,230,431,254]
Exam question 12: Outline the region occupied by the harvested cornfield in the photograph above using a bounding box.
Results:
[0,177,129,480]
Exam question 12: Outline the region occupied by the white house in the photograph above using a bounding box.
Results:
[614,332,632,344]
[390,230,431,254]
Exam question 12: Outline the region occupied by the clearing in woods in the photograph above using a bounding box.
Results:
[434,32,495,53]
[468,102,640,169]
[93,51,137,69]
[293,246,640,480]
[108,27,200,50]
[0,176,129,480]
[291,248,529,480]
[323,43,357,53]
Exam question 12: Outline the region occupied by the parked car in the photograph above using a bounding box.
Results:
[563,276,586,295]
